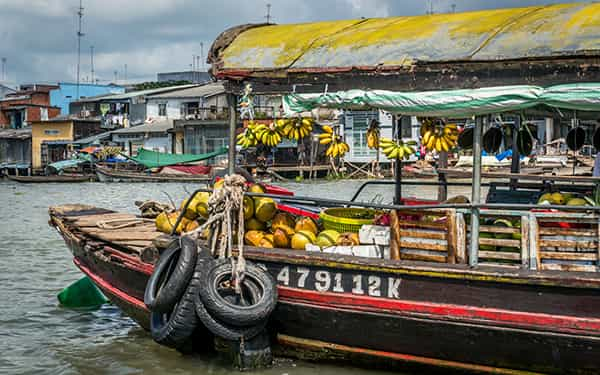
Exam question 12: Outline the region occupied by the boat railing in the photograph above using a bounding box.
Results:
[174,188,600,273]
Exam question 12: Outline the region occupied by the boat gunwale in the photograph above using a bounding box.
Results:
[49,205,600,290]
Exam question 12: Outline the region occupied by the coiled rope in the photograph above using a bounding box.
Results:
[186,174,247,293]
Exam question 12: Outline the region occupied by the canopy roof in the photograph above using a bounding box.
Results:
[211,3,599,76]
[283,83,600,117]
[126,147,227,169]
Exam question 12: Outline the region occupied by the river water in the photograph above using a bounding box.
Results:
[0,179,467,375]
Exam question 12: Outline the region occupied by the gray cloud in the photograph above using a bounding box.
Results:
[0,0,577,85]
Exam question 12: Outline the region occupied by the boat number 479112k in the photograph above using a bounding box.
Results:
[274,266,402,299]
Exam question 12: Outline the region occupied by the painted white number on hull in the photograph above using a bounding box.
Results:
[275,266,402,299]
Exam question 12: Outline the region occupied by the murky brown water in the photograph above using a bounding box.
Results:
[0,179,474,375]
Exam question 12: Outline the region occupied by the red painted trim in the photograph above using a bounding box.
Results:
[103,247,153,275]
[278,286,600,336]
[74,258,149,312]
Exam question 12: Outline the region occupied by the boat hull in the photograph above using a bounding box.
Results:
[51,213,600,374]
[7,175,95,183]
[95,166,210,183]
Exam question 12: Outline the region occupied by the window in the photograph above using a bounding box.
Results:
[44,129,60,135]
[158,103,167,116]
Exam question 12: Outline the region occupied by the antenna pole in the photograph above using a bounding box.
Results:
[90,46,94,84]
[124,63,127,83]
[265,3,272,24]
[1,57,6,82]
[200,42,204,71]
[76,0,84,99]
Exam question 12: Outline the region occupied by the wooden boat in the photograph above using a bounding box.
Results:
[49,4,600,373]
[50,192,600,374]
[95,165,211,183]
[7,174,95,183]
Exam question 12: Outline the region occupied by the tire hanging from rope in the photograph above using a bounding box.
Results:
[145,174,277,357]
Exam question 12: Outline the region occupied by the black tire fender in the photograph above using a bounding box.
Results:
[150,268,200,349]
[194,292,266,341]
[145,236,198,313]
[198,259,277,327]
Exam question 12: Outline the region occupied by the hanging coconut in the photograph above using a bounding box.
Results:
[483,127,503,154]
[593,127,600,150]
[516,128,533,156]
[457,126,474,149]
[566,127,585,151]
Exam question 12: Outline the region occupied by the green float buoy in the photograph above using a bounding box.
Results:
[58,276,108,309]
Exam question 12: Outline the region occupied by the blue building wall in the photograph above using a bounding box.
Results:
[50,83,124,114]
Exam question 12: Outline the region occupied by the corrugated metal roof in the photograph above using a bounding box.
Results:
[0,127,32,140]
[210,2,600,76]
[147,82,225,99]
[75,84,198,103]
[111,119,173,134]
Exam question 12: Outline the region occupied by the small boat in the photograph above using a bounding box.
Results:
[7,174,95,183]
[95,165,212,183]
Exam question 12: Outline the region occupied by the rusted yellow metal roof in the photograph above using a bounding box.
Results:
[211,2,600,75]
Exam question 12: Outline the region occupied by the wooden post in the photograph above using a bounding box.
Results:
[510,116,521,190]
[529,213,539,270]
[446,209,456,264]
[520,215,529,268]
[456,212,467,264]
[389,210,401,260]
[227,93,238,175]
[438,151,448,201]
[469,116,483,267]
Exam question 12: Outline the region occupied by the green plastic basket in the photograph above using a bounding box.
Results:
[320,208,376,233]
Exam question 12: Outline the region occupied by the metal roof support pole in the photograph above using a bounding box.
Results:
[510,116,521,190]
[393,115,402,205]
[227,93,237,175]
[469,116,483,267]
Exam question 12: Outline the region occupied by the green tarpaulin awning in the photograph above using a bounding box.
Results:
[126,147,227,168]
[282,83,600,117]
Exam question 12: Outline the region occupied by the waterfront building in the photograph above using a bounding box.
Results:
[30,116,102,170]
[50,82,124,115]
[0,84,60,129]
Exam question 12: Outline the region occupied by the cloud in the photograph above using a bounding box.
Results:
[0,0,580,85]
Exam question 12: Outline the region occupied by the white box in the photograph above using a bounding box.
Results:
[359,225,390,246]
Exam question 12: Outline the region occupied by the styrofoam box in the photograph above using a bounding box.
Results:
[359,225,390,246]
[306,244,390,259]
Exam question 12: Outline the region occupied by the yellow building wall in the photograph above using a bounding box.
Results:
[31,121,73,169]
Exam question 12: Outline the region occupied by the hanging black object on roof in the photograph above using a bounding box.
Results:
[483,127,503,154]
[457,127,474,149]
[566,127,585,151]
[516,128,533,156]
[592,127,600,150]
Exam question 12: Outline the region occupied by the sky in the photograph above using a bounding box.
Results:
[0,0,581,86]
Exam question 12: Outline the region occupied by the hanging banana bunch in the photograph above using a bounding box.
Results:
[421,119,459,153]
[319,126,349,158]
[254,122,284,147]
[379,138,417,160]
[278,117,314,141]
[236,123,260,149]
[366,119,380,149]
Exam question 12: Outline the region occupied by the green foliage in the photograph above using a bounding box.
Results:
[133,80,192,91]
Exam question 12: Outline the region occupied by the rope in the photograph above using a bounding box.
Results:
[97,218,153,230]
[184,174,248,293]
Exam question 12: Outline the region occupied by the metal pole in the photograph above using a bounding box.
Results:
[510,116,521,190]
[227,93,237,175]
[469,116,483,267]
[393,115,402,204]
[437,151,448,201]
